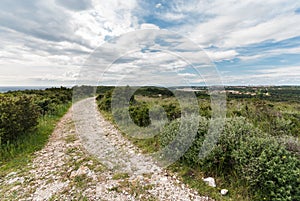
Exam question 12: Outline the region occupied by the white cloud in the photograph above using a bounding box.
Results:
[206,49,238,61]
[155,3,162,9]
[187,1,300,48]
[70,0,138,48]
[221,66,300,85]
[140,23,160,30]
[161,12,186,21]
[239,46,300,61]
[255,66,300,77]
[223,14,300,48]
[238,54,265,61]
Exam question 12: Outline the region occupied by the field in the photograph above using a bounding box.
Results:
[97,85,300,201]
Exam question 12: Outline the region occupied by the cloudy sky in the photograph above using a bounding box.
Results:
[0,0,300,86]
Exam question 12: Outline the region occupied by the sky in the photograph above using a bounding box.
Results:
[0,0,300,86]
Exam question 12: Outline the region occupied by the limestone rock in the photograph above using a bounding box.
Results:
[202,177,216,187]
[70,165,93,178]
[220,189,228,195]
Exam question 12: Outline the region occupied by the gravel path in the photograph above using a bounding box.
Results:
[73,97,158,174]
[0,98,213,200]
[73,97,212,201]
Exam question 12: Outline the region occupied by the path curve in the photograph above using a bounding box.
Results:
[73,98,213,200]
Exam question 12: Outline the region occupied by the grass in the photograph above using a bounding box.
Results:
[112,172,129,180]
[167,162,253,201]
[108,178,157,201]
[74,174,91,188]
[0,103,71,177]
[65,134,77,143]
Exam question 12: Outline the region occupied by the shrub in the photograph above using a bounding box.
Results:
[162,102,181,121]
[128,103,151,127]
[159,117,260,168]
[272,117,297,137]
[200,117,262,174]
[98,91,113,112]
[0,95,39,143]
[98,88,151,127]
[233,137,300,200]
[159,116,300,200]
[159,115,208,165]
[278,136,300,157]
[157,115,200,165]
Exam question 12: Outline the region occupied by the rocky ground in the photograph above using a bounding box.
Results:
[0,98,213,201]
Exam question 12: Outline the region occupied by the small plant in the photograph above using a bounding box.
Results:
[65,134,77,143]
[112,172,129,180]
[74,174,91,188]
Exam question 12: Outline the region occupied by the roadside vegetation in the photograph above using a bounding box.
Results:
[0,87,72,175]
[97,85,300,201]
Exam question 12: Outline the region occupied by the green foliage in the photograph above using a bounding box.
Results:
[162,102,181,121]
[98,90,113,112]
[227,99,300,137]
[0,87,72,161]
[129,103,151,127]
[33,87,71,115]
[233,137,300,200]
[225,86,300,103]
[96,86,115,94]
[198,101,212,118]
[159,116,208,165]
[134,86,174,97]
[159,116,300,200]
[0,103,70,162]
[200,117,262,174]
[112,172,129,180]
[0,95,39,143]
[6,87,72,116]
[98,87,151,127]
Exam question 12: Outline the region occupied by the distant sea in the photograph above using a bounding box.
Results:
[0,86,49,93]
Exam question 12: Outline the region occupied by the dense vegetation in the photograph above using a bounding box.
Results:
[0,95,39,143]
[0,87,72,162]
[97,85,300,201]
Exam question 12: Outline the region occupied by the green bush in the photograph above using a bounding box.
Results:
[159,117,259,168]
[6,87,72,116]
[98,91,113,112]
[157,115,200,165]
[200,117,262,174]
[111,103,151,127]
[159,116,208,165]
[98,88,151,127]
[233,137,300,200]
[0,95,39,143]
[129,103,151,127]
[162,102,181,121]
[159,116,300,200]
